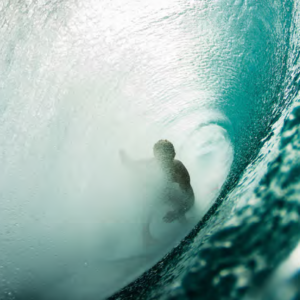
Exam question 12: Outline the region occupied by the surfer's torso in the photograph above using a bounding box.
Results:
[120,150,194,219]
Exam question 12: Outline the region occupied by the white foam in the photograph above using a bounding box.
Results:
[0,0,233,298]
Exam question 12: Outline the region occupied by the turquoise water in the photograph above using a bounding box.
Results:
[0,0,300,299]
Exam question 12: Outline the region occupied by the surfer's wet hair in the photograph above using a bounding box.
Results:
[153,139,175,160]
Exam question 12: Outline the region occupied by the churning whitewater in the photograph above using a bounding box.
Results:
[1,0,300,300]
[0,0,233,299]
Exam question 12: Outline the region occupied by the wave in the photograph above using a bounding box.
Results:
[0,0,300,299]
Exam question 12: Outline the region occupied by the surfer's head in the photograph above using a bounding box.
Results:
[153,140,175,162]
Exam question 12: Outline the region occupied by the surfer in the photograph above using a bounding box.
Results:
[120,140,195,224]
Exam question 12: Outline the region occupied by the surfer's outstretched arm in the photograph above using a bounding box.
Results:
[119,150,132,166]
[119,150,153,170]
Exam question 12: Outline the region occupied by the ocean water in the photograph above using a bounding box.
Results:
[0,0,300,299]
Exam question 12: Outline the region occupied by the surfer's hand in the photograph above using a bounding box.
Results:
[119,150,129,165]
[163,211,180,223]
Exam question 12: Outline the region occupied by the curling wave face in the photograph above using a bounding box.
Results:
[1,0,300,299]
[0,0,233,299]
[110,0,300,299]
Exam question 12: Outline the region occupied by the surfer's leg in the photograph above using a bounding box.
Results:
[142,224,155,245]
[142,214,158,246]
